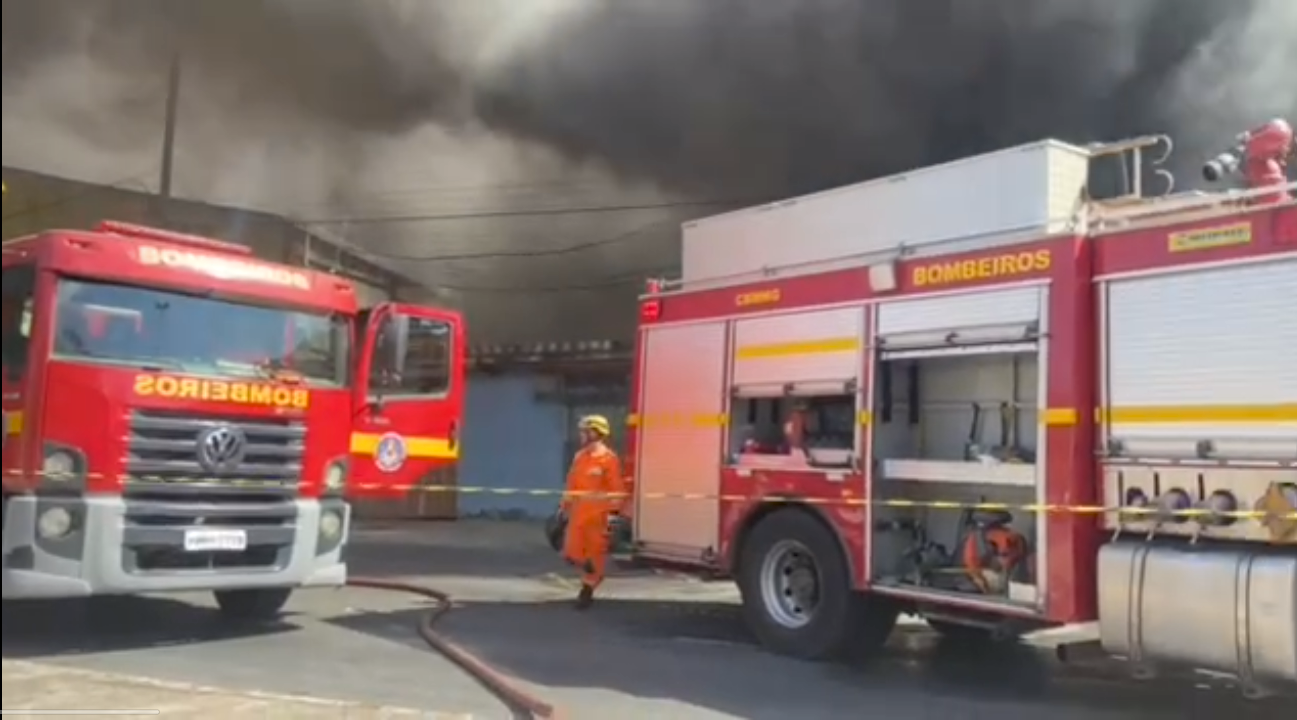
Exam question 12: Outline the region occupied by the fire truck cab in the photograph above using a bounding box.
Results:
[628,129,1295,693]
[2,221,463,616]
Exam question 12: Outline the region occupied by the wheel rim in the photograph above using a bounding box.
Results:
[759,539,822,629]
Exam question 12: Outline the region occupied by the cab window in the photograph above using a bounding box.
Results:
[370,315,451,397]
[2,264,36,378]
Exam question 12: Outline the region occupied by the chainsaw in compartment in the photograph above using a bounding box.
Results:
[877,506,1032,596]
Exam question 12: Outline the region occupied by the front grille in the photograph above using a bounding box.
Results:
[125,409,305,498]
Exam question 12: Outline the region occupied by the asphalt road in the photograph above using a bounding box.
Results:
[2,521,1289,719]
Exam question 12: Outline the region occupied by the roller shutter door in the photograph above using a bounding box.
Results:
[732,307,864,386]
[1104,257,1297,457]
[878,286,1041,335]
[877,286,1043,359]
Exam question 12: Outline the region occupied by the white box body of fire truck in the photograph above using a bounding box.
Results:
[626,132,1296,694]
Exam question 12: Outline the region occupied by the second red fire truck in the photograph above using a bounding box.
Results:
[624,121,1295,694]
[2,221,463,616]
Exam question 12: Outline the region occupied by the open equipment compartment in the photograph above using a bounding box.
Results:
[725,307,865,472]
[868,284,1048,610]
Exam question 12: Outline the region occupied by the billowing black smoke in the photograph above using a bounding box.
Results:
[2,0,466,135]
[4,0,1294,197]
[471,0,1293,194]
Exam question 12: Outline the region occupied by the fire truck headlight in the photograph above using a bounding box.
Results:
[319,510,343,540]
[42,451,77,482]
[37,507,73,539]
[322,460,346,494]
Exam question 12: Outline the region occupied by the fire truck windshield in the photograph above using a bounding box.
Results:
[51,278,349,386]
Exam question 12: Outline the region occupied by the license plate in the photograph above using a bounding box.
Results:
[183,529,247,552]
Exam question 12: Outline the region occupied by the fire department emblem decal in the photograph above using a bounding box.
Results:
[375,432,407,473]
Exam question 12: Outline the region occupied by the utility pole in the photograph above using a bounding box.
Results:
[158,51,181,199]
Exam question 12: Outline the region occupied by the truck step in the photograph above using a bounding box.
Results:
[1020,621,1100,648]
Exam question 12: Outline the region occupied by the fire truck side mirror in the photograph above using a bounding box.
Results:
[388,315,410,377]
[372,314,409,380]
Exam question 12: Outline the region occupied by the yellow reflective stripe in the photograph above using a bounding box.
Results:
[628,405,1297,430]
[1041,407,1077,426]
[735,337,859,359]
[5,411,20,434]
[1100,404,1297,424]
[349,433,458,459]
[634,413,728,428]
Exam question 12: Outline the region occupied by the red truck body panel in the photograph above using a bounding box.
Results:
[630,197,1294,626]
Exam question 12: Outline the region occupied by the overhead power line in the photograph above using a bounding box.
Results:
[294,198,755,226]
[353,216,681,262]
[437,266,676,294]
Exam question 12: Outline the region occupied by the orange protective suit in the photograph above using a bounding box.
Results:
[561,442,625,590]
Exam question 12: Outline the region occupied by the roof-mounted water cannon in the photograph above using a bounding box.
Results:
[1201,119,1292,203]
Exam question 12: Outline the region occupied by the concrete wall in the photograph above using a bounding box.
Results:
[458,374,569,519]
[457,369,631,519]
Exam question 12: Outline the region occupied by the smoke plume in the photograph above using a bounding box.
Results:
[5,0,1294,198]
[3,0,1294,342]
[471,0,1295,193]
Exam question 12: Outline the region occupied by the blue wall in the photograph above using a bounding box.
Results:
[458,374,568,519]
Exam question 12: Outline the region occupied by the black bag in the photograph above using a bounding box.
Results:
[544,509,567,552]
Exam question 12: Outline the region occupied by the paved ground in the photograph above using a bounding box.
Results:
[3,520,1290,719]
[2,659,444,717]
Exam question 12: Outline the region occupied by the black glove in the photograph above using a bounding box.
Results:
[544,509,567,552]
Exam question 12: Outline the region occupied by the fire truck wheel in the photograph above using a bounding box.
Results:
[738,509,896,661]
[213,588,292,622]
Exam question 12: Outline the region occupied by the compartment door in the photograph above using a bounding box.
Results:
[350,303,464,498]
[877,286,1042,359]
[1103,258,1297,460]
[635,321,728,556]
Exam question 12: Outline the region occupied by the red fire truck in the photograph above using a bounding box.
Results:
[2,221,463,616]
[625,122,1295,694]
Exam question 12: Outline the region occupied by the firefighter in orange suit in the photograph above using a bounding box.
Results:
[561,415,625,609]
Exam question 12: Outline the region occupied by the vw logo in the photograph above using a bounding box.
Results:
[196,424,247,473]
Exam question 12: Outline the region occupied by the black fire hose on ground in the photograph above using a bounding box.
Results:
[346,578,558,719]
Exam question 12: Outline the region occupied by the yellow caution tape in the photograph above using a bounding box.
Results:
[5,468,1294,520]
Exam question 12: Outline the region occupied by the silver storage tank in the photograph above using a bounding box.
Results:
[1098,541,1296,689]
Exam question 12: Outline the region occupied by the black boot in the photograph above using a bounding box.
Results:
[575,583,594,610]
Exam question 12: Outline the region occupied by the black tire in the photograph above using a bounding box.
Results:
[738,509,898,661]
[213,588,291,621]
